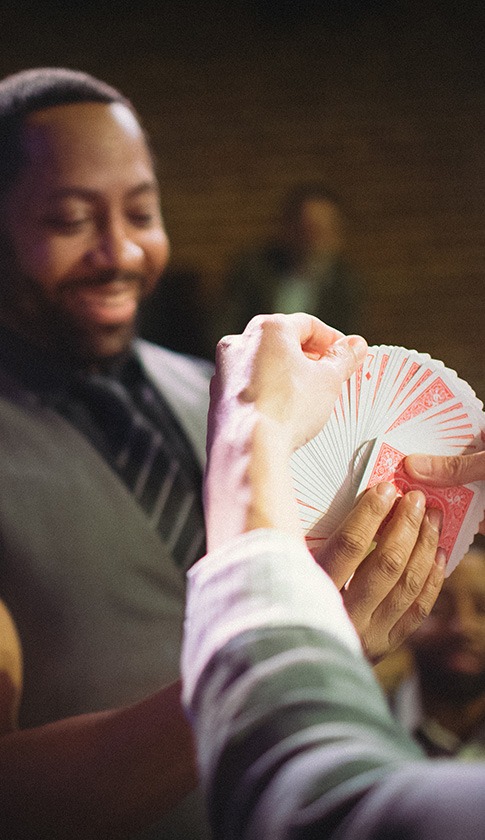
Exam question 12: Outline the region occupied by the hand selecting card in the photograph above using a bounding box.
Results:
[290,345,485,575]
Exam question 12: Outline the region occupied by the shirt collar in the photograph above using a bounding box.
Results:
[394,674,485,758]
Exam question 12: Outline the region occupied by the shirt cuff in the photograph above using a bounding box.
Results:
[182,529,362,708]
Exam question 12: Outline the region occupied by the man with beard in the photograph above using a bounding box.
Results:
[391,536,485,759]
[0,66,214,839]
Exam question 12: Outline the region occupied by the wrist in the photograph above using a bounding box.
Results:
[204,408,304,550]
[245,414,297,526]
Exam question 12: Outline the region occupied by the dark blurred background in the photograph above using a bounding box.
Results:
[1,0,484,395]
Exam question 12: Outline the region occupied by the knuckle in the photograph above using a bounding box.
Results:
[421,522,440,550]
[401,501,425,531]
[246,313,266,330]
[341,490,393,548]
[334,527,370,560]
[366,491,393,520]
[214,338,228,364]
[377,546,405,579]
[325,342,355,375]
[444,455,468,483]
[388,623,406,651]
[391,598,432,648]
[400,567,424,598]
[417,566,444,610]
[327,341,348,360]
[328,342,356,377]
[411,597,432,625]
[362,630,388,662]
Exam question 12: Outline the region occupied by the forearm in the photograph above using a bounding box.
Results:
[194,621,485,840]
[183,534,429,840]
[194,626,424,840]
[0,680,197,839]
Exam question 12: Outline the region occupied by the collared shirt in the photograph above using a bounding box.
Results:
[0,322,205,569]
[391,674,485,761]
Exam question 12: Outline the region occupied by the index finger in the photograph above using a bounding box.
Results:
[316,482,398,589]
[343,490,427,620]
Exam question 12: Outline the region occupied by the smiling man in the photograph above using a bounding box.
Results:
[0,67,213,839]
[0,88,168,363]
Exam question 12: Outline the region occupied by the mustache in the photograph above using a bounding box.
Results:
[60,270,146,286]
[58,271,146,291]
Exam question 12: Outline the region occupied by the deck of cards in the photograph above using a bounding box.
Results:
[290,345,485,575]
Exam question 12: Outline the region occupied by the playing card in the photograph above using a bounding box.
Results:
[290,345,485,575]
[358,440,483,574]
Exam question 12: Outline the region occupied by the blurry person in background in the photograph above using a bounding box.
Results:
[391,535,485,760]
[215,182,362,344]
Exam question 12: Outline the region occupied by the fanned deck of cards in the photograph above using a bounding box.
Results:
[290,345,485,575]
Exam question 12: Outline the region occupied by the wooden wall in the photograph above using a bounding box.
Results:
[1,0,484,396]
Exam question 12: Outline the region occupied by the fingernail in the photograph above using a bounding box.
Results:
[407,490,426,510]
[435,547,447,570]
[376,482,397,501]
[426,507,443,533]
[346,335,368,362]
[406,454,433,477]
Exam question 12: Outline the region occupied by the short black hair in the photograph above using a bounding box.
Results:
[0,67,139,201]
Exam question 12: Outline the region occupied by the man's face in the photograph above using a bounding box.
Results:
[409,549,485,700]
[0,100,169,365]
[293,199,344,255]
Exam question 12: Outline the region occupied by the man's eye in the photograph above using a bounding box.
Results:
[47,217,88,233]
[129,212,156,227]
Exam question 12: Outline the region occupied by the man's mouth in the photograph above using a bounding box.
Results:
[445,648,484,675]
[64,279,140,325]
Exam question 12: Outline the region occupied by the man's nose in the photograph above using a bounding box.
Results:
[86,220,144,272]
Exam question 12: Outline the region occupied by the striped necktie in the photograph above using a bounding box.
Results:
[76,367,206,572]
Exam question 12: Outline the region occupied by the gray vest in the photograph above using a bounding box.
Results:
[0,340,212,839]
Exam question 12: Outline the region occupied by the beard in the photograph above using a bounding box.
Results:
[0,241,144,368]
[414,651,485,705]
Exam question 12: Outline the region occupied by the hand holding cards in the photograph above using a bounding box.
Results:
[290,345,485,574]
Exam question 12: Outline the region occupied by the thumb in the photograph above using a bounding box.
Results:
[319,334,367,386]
[405,450,485,486]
